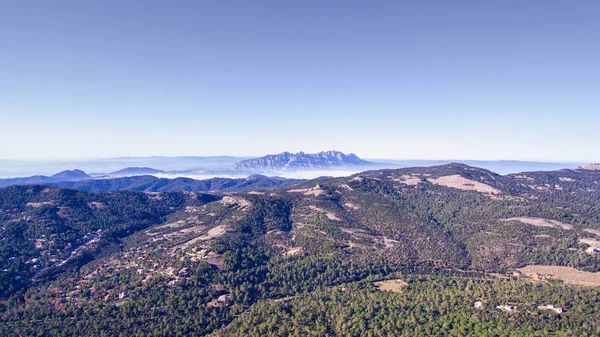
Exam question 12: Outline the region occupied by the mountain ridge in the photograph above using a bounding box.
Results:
[234,150,371,171]
[0,169,91,188]
[109,167,166,176]
[53,174,302,193]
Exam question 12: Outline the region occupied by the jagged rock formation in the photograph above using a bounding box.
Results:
[580,164,600,171]
[234,150,370,170]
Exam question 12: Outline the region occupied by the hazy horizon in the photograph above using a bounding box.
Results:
[0,153,584,180]
[0,153,588,163]
[2,1,599,162]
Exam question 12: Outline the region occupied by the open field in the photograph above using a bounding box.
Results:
[518,265,600,287]
[502,217,574,230]
[374,279,407,293]
[287,185,327,196]
[427,175,501,194]
[283,247,302,256]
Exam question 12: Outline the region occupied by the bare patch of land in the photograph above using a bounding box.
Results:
[374,279,407,293]
[518,265,600,287]
[173,225,228,249]
[87,201,105,209]
[340,227,365,234]
[219,196,251,210]
[583,228,600,237]
[283,247,302,256]
[383,237,399,248]
[288,185,327,196]
[344,202,360,210]
[309,205,341,221]
[502,217,573,230]
[579,238,600,248]
[203,251,223,269]
[427,175,501,194]
[392,175,422,186]
[26,201,55,208]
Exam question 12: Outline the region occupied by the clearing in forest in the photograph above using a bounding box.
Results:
[219,196,251,210]
[374,279,408,293]
[518,265,600,287]
[283,247,302,256]
[427,175,501,194]
[173,225,228,249]
[287,185,327,196]
[502,217,574,230]
[392,175,422,186]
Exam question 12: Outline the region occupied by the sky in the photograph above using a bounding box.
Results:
[1,0,598,162]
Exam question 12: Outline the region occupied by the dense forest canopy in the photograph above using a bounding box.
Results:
[1,164,599,336]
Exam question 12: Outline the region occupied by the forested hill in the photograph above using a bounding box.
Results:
[53,174,303,193]
[0,169,91,188]
[1,163,600,336]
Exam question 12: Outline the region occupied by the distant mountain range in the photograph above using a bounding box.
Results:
[234,150,371,171]
[0,156,247,178]
[373,159,582,175]
[0,152,591,189]
[0,169,91,188]
[109,167,167,176]
[54,174,302,193]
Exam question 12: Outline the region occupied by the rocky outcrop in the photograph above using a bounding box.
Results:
[580,164,600,171]
[234,151,370,170]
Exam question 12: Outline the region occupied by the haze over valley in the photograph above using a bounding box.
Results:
[0,150,583,181]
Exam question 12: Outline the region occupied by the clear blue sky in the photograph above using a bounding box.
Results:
[1,0,598,161]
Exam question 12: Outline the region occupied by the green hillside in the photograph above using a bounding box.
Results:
[1,164,600,336]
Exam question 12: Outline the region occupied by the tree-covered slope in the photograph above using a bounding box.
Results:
[1,164,600,336]
[53,175,302,193]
